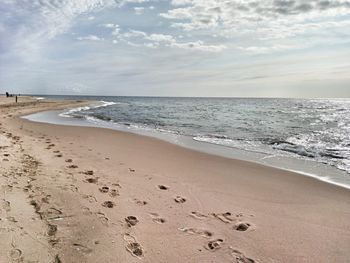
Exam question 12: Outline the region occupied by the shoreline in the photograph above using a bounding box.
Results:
[23,102,350,190]
[1,97,350,262]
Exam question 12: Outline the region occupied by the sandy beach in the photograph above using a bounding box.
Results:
[0,96,350,263]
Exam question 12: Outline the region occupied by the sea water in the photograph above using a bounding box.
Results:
[25,96,350,188]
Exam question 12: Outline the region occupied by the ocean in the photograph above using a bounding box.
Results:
[27,96,350,188]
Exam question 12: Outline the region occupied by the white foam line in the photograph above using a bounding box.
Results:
[260,154,278,160]
[273,167,350,190]
[59,101,117,118]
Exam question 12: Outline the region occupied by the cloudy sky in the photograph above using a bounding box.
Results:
[0,0,349,97]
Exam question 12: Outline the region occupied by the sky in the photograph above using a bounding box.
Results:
[0,0,349,98]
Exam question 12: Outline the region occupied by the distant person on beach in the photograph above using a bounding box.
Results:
[6,92,9,97]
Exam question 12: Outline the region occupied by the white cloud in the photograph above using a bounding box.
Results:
[134,7,145,15]
[77,35,104,41]
[157,0,350,53]
[123,30,148,38]
[102,23,117,28]
[0,0,117,61]
[117,29,226,51]
[171,40,226,52]
[237,44,298,54]
[146,33,175,43]
[171,0,193,6]
[161,1,350,34]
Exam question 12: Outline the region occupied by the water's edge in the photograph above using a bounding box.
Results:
[22,101,350,190]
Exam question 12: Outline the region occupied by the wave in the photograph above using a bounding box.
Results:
[193,135,263,153]
[193,134,350,174]
[59,100,117,118]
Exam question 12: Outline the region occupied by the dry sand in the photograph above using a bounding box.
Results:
[0,96,349,263]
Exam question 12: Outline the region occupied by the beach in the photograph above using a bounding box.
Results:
[1,97,350,263]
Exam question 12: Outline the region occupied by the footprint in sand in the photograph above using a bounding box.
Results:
[47,224,58,236]
[123,234,143,258]
[7,216,17,223]
[134,199,147,206]
[158,185,169,190]
[95,212,109,226]
[83,170,94,175]
[46,207,63,218]
[234,222,252,232]
[84,178,99,184]
[55,154,63,158]
[53,150,60,153]
[99,186,109,193]
[174,196,186,203]
[82,195,97,203]
[102,201,115,208]
[65,159,73,163]
[230,248,255,263]
[212,212,235,223]
[205,239,224,251]
[190,211,208,220]
[98,186,117,196]
[153,217,166,224]
[178,227,213,238]
[125,216,139,227]
[41,195,51,204]
[70,185,78,192]
[109,189,118,197]
[73,243,93,254]
[129,168,135,172]
[67,165,78,169]
[150,213,166,224]
[8,248,22,260]
[1,199,11,212]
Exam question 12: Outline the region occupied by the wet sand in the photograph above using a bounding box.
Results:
[0,96,350,262]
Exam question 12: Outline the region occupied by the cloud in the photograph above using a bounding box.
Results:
[76,35,104,41]
[237,44,298,54]
[1,0,349,98]
[108,28,226,52]
[171,40,226,52]
[134,7,145,15]
[161,1,350,34]
[0,0,156,58]
[146,33,175,43]
[102,23,117,28]
[157,0,350,54]
[0,0,117,60]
